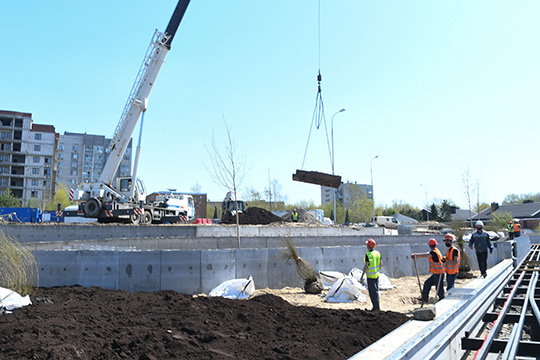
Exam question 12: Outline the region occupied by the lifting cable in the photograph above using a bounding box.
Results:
[301,0,333,170]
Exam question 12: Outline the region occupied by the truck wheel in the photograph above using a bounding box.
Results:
[142,211,152,224]
[129,214,140,225]
[84,198,101,217]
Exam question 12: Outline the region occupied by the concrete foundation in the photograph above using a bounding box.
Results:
[2,223,530,294]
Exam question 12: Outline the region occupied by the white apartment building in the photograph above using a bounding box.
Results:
[0,110,57,206]
[321,182,373,205]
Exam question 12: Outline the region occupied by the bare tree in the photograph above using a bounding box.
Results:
[205,118,247,247]
[462,166,481,228]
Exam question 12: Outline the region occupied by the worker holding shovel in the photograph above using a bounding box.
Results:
[443,234,460,291]
[412,238,445,303]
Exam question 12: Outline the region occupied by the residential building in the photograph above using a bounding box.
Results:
[472,202,540,229]
[0,110,58,206]
[321,182,373,205]
[56,132,132,190]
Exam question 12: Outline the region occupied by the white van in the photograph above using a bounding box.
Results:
[374,216,399,229]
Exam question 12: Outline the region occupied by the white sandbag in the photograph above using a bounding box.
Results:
[318,271,346,289]
[325,276,367,303]
[349,267,395,290]
[0,287,32,311]
[209,275,255,300]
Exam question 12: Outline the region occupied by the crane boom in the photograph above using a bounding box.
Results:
[100,0,191,185]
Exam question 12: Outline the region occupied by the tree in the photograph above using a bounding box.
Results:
[503,192,540,204]
[430,204,439,222]
[462,166,476,228]
[205,119,247,247]
[345,210,350,223]
[45,183,72,211]
[490,211,513,231]
[264,178,287,211]
[440,200,453,223]
[0,188,20,207]
[190,182,202,194]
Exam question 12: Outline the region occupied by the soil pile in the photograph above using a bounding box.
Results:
[222,207,284,225]
[0,286,409,360]
[281,208,322,225]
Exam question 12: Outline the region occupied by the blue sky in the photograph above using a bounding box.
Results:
[2,1,539,209]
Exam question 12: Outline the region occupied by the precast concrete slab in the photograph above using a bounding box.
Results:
[236,248,269,289]
[266,248,302,289]
[36,250,78,287]
[76,250,120,290]
[118,252,161,292]
[380,244,415,278]
[201,249,236,294]
[320,246,361,274]
[160,250,202,294]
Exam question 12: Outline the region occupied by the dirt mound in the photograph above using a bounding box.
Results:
[222,206,285,225]
[281,208,322,224]
[0,286,410,359]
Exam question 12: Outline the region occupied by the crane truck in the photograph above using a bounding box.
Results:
[68,0,192,224]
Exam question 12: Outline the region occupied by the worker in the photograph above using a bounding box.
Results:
[512,219,521,238]
[360,239,381,311]
[412,238,445,302]
[291,208,299,222]
[469,220,493,278]
[443,234,460,291]
[507,220,514,240]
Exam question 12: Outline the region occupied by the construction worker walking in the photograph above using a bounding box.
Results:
[360,239,381,311]
[412,238,445,303]
[443,234,460,291]
[469,220,493,278]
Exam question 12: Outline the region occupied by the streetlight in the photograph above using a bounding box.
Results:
[420,184,429,221]
[331,108,346,225]
[370,155,378,224]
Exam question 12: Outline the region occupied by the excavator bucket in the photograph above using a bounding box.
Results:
[292,170,341,189]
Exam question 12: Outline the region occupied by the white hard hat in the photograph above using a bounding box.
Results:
[476,220,484,227]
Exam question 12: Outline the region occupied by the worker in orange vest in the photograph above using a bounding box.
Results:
[412,238,445,302]
[443,234,461,291]
[512,220,521,238]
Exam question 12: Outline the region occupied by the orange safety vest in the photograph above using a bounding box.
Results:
[445,246,461,275]
[429,248,444,275]
[512,223,521,232]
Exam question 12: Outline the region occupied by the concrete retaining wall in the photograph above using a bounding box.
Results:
[24,223,531,294]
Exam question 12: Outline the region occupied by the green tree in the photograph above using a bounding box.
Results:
[430,203,439,221]
[503,192,540,204]
[440,200,453,223]
[345,210,350,223]
[0,188,20,207]
[45,183,72,211]
[489,211,513,231]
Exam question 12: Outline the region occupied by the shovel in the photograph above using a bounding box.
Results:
[413,257,424,308]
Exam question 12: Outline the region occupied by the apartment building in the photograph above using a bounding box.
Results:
[56,132,132,190]
[0,110,57,206]
[321,182,373,205]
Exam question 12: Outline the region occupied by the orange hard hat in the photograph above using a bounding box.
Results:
[443,234,455,241]
[428,238,438,246]
[366,239,376,248]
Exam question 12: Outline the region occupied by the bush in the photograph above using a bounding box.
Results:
[0,231,38,296]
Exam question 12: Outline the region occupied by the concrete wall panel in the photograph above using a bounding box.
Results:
[236,248,269,289]
[36,250,78,287]
[266,248,301,289]
[201,249,236,294]
[76,251,119,290]
[118,252,161,292]
[160,250,201,294]
[321,246,361,274]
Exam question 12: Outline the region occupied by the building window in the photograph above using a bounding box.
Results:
[34,145,41,151]
[32,168,39,175]
[70,179,76,184]
[72,154,78,160]
[57,153,64,160]
[58,161,63,167]
[71,162,77,168]
[58,169,63,175]
[0,178,7,185]
[33,156,40,163]
[58,145,64,151]
[35,134,42,140]
[44,168,50,176]
[0,155,9,162]
[1,132,11,139]
[0,143,10,151]
[43,180,48,186]
[31,179,39,186]
[31,190,38,198]
[44,157,50,164]
[72,145,78,152]
[71,170,77,176]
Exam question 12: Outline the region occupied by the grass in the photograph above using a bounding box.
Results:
[0,230,38,296]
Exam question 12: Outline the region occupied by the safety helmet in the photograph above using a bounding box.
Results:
[443,233,455,241]
[475,220,484,228]
[428,238,437,246]
[514,219,519,223]
[366,239,376,248]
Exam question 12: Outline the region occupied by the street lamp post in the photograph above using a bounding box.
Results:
[420,184,429,221]
[331,108,346,225]
[370,155,378,224]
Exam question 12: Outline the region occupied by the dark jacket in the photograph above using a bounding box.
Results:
[469,230,493,253]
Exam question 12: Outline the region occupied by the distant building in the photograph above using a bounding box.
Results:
[56,132,132,189]
[321,182,372,205]
[0,110,58,206]
[472,202,540,229]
